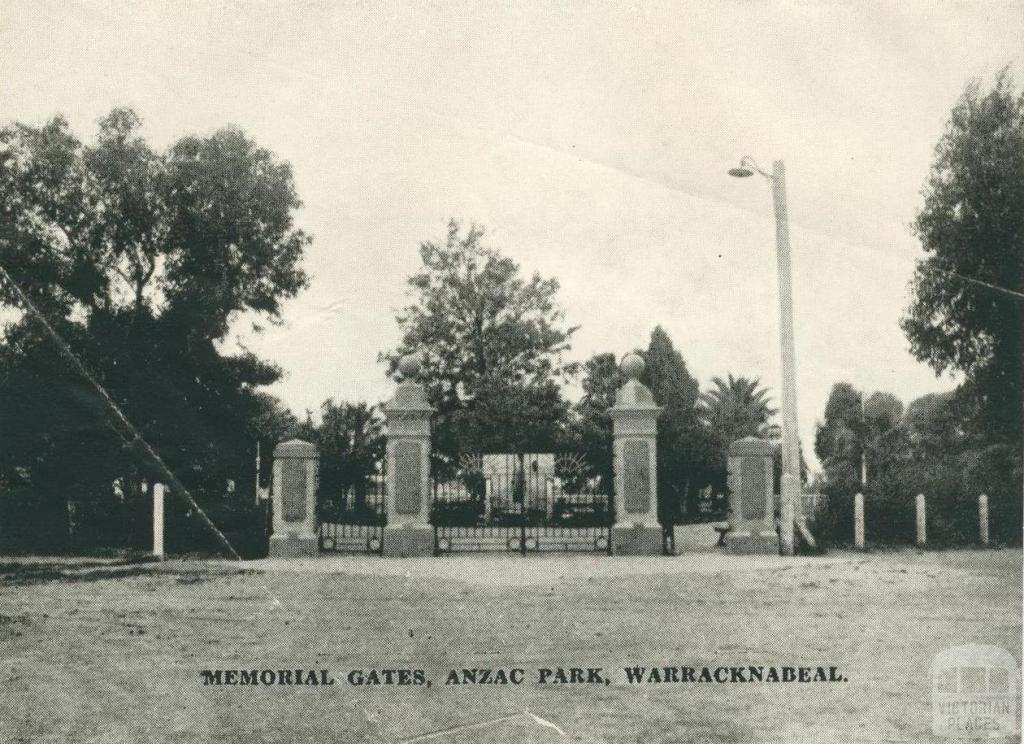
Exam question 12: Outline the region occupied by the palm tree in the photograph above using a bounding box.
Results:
[698,374,777,447]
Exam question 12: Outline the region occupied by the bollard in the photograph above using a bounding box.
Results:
[916,493,926,547]
[153,483,165,560]
[854,492,865,549]
[979,493,989,546]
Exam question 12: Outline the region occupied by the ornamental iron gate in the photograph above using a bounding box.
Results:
[431,453,612,554]
[318,471,386,554]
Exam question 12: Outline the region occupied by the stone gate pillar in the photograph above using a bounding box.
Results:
[609,353,663,555]
[269,438,319,557]
[726,436,778,554]
[382,354,435,557]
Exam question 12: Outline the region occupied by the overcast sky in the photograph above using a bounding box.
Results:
[3,1,1022,469]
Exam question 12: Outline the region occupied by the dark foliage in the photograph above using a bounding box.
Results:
[382,221,577,474]
[0,109,306,554]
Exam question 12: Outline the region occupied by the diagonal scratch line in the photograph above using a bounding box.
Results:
[0,261,283,609]
[398,710,568,743]
[525,710,568,736]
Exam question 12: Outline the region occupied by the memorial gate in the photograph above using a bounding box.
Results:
[268,353,780,558]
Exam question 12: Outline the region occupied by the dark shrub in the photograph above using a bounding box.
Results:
[430,498,484,526]
[165,492,270,559]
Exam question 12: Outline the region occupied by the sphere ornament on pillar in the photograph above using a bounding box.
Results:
[621,352,645,380]
[398,352,421,380]
[386,352,434,418]
[613,353,658,409]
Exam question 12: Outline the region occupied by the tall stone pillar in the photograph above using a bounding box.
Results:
[726,436,778,554]
[269,438,319,557]
[382,354,435,557]
[609,353,663,555]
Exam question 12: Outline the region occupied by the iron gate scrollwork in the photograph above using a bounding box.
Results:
[431,453,612,554]
[318,467,386,554]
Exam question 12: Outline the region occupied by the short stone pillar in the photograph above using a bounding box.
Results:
[608,353,663,555]
[382,354,435,557]
[853,492,865,549]
[726,436,778,554]
[979,493,989,546]
[916,493,927,547]
[152,483,165,560]
[269,438,319,557]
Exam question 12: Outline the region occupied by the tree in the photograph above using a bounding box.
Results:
[901,70,1024,444]
[817,385,1020,546]
[862,391,904,481]
[699,375,777,446]
[383,221,576,469]
[815,384,904,496]
[298,401,386,515]
[568,352,621,490]
[0,109,309,550]
[0,109,308,327]
[639,327,714,522]
[814,383,864,495]
[698,374,779,496]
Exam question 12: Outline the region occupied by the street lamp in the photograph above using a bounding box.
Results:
[729,156,801,556]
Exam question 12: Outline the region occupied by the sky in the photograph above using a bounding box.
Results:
[2,1,1022,469]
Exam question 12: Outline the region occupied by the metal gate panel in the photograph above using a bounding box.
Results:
[432,454,612,555]
[318,470,386,555]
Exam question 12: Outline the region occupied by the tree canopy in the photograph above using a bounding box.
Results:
[0,109,309,550]
[384,220,576,466]
[815,381,1020,545]
[699,375,777,447]
[815,383,904,496]
[639,327,713,520]
[297,400,386,516]
[568,352,622,489]
[902,70,1024,443]
[0,108,309,332]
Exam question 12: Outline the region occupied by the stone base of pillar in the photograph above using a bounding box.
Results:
[382,526,435,558]
[269,533,318,558]
[612,524,664,556]
[726,530,779,555]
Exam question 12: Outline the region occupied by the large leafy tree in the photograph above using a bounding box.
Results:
[815,383,904,495]
[567,352,621,490]
[297,401,386,515]
[814,383,863,495]
[816,383,1020,545]
[0,109,309,549]
[901,70,1024,443]
[639,327,714,521]
[384,221,576,469]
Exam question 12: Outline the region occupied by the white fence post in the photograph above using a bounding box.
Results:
[915,493,926,547]
[153,483,165,560]
[979,493,989,546]
[854,492,865,549]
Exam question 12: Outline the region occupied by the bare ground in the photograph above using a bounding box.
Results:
[0,543,1020,744]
